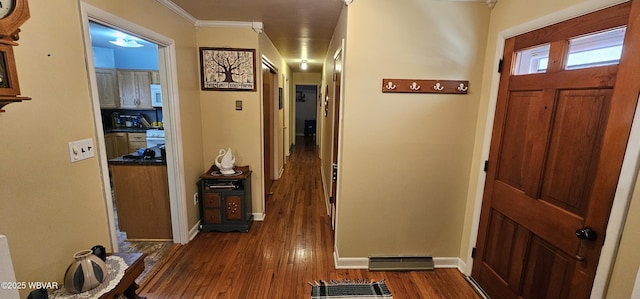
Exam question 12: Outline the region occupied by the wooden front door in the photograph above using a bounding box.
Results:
[472,2,639,298]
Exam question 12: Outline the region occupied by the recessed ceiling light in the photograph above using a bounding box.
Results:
[300,60,308,70]
[109,37,144,48]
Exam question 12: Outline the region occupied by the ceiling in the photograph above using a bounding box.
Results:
[168,0,345,73]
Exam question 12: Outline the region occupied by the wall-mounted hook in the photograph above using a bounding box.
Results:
[385,81,397,90]
[409,82,421,91]
[433,83,445,91]
[457,83,468,92]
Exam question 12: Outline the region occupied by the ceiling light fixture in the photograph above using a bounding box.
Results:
[109,37,144,48]
[300,60,308,71]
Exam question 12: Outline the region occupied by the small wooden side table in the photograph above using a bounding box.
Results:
[100,252,146,299]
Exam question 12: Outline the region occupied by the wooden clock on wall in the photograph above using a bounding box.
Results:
[0,0,29,112]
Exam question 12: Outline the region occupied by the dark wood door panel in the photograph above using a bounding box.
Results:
[541,89,612,214]
[483,212,518,280]
[493,181,582,258]
[483,211,530,292]
[521,236,575,299]
[496,90,548,193]
[477,263,521,299]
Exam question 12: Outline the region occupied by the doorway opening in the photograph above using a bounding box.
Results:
[88,20,173,283]
[80,3,189,285]
[295,85,318,145]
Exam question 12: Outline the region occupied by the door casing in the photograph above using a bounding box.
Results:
[465,1,638,298]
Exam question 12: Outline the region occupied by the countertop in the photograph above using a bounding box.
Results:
[108,146,166,165]
[104,128,150,134]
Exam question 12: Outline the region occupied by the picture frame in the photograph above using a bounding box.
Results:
[0,44,21,96]
[199,47,256,91]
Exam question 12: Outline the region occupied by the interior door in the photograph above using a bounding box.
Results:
[330,49,343,228]
[263,64,276,197]
[472,3,639,298]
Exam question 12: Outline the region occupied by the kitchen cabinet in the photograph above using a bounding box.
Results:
[105,132,129,159]
[198,165,253,232]
[117,70,152,109]
[110,164,172,240]
[96,68,120,108]
[127,132,147,153]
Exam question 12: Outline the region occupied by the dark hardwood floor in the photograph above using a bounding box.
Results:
[140,136,481,298]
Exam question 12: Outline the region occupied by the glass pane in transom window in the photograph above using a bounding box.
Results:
[514,44,550,75]
[566,26,626,70]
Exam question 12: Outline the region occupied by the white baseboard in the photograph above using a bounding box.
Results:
[333,250,467,273]
[189,221,200,241]
[253,212,266,221]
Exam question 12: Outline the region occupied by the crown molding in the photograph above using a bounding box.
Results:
[156,0,197,25]
[195,20,264,34]
[158,0,264,33]
[437,0,497,9]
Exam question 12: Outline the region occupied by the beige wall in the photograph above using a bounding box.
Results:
[197,27,266,215]
[335,0,490,258]
[608,178,640,298]
[0,0,202,297]
[321,6,348,210]
[462,0,638,296]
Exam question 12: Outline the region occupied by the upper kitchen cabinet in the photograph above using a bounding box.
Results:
[118,70,152,109]
[96,68,120,108]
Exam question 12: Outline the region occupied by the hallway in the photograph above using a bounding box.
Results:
[139,137,480,298]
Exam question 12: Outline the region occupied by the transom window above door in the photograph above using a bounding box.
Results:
[514,26,627,75]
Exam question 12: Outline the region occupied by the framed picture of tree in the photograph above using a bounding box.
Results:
[199,47,257,91]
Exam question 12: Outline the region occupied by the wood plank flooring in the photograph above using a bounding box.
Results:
[140,137,481,298]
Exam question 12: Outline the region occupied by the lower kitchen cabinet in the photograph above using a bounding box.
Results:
[127,132,147,153]
[198,165,253,232]
[105,132,129,159]
[110,163,172,240]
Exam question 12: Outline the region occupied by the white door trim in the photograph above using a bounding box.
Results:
[79,2,190,249]
[464,1,633,298]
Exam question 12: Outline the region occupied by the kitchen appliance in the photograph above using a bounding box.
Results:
[150,84,162,107]
[146,129,165,148]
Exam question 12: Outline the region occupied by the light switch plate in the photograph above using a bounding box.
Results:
[68,138,95,162]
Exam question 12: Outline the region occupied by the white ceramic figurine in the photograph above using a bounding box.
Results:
[215,148,236,175]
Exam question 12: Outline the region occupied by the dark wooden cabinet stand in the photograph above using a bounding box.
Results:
[100,252,146,299]
[198,165,253,232]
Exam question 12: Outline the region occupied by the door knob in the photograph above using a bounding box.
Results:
[576,227,597,241]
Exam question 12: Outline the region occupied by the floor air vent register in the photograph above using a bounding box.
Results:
[368,256,434,271]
